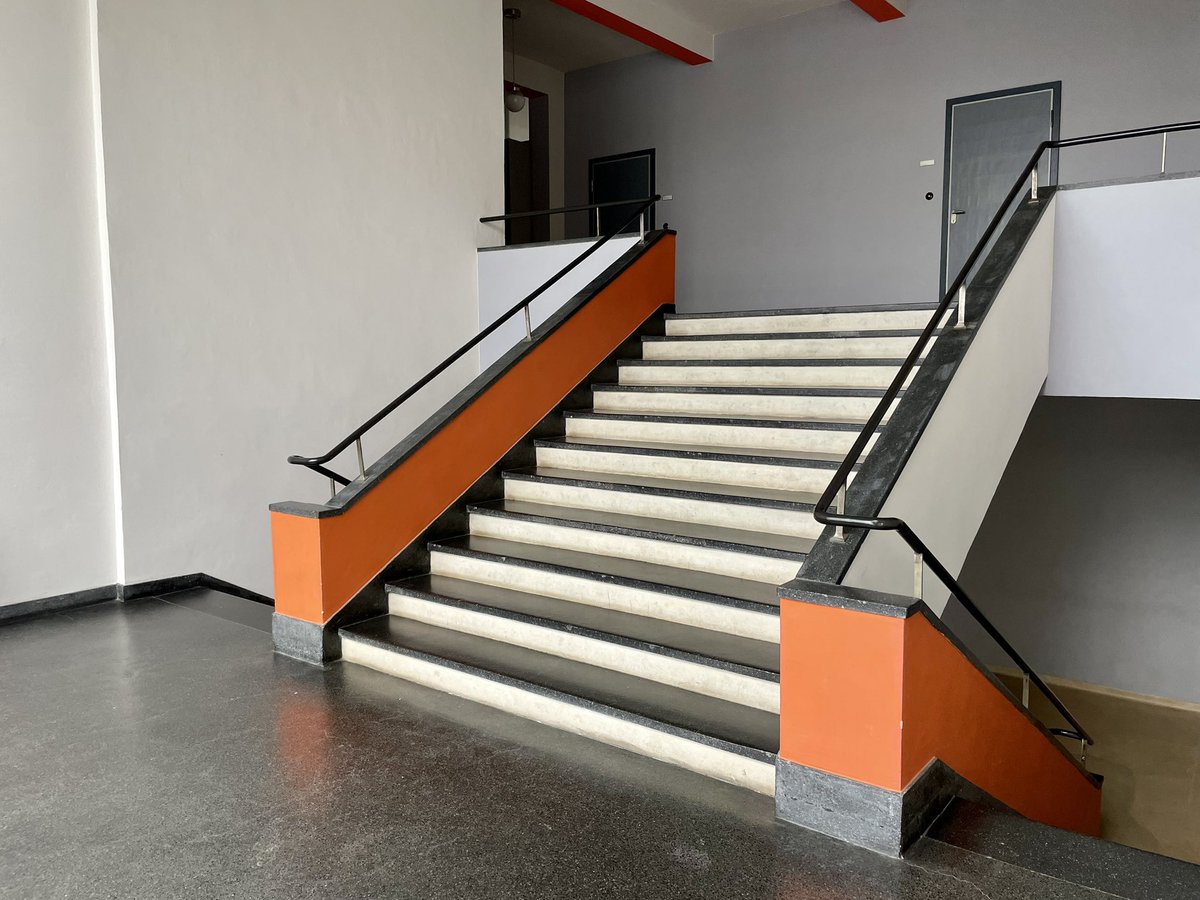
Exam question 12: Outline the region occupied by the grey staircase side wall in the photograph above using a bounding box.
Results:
[840,199,1058,612]
[564,0,1200,313]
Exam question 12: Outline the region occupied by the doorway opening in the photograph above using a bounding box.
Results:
[588,148,656,237]
[940,82,1061,294]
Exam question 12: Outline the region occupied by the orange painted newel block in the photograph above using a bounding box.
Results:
[270,234,676,632]
[775,579,1100,855]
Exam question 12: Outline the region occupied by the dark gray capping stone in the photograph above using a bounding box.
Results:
[1057,168,1200,192]
[273,612,340,666]
[775,757,965,857]
[777,578,1099,784]
[800,190,1057,586]
[778,577,919,618]
[271,230,674,521]
[665,301,940,320]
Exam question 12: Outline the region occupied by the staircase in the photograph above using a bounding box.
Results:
[340,302,937,794]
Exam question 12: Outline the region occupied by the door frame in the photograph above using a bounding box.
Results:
[939,81,1061,295]
[588,148,656,236]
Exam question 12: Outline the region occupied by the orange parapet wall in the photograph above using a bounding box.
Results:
[778,581,1101,839]
[271,234,676,627]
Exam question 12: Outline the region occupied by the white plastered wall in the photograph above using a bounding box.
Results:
[0,0,118,607]
[843,198,1058,614]
[96,0,504,595]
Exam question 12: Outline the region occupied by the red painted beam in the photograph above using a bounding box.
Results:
[849,0,907,22]
[548,0,711,65]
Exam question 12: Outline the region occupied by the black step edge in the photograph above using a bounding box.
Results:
[386,578,779,682]
[665,302,940,320]
[503,467,820,511]
[592,384,893,398]
[468,498,810,561]
[565,409,868,432]
[429,535,782,611]
[643,328,930,342]
[535,437,854,468]
[617,357,917,368]
[341,616,778,760]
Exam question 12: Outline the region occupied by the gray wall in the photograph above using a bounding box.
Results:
[1048,175,1200,400]
[949,397,1200,704]
[565,0,1200,313]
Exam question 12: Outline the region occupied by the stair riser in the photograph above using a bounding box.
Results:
[665,310,934,336]
[342,636,776,794]
[565,417,877,457]
[429,550,781,643]
[643,336,919,361]
[619,365,912,389]
[504,478,825,540]
[594,391,890,421]
[389,593,780,712]
[469,512,800,585]
[535,445,844,493]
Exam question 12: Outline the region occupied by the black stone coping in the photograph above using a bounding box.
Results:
[643,328,931,342]
[503,467,822,511]
[617,356,916,368]
[800,191,1057,584]
[385,576,779,681]
[564,410,869,431]
[778,576,1099,785]
[536,436,852,467]
[664,301,941,320]
[468,497,813,559]
[592,384,893,398]
[270,229,674,521]
[431,535,782,609]
[1057,168,1200,192]
[340,615,779,756]
[929,796,1200,899]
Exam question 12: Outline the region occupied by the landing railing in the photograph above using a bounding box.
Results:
[287,195,664,497]
[813,118,1200,758]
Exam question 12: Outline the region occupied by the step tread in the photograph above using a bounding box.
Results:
[593,384,893,398]
[387,574,781,675]
[505,467,823,509]
[644,328,928,342]
[431,534,783,609]
[470,498,813,559]
[665,302,940,320]
[567,409,871,430]
[538,435,850,465]
[341,615,779,756]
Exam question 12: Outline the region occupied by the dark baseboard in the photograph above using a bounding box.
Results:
[2,573,274,627]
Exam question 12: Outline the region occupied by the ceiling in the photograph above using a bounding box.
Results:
[504,0,652,74]
[506,0,846,74]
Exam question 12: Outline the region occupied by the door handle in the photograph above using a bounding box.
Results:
[950,209,966,224]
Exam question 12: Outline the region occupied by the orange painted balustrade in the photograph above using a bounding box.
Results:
[271,234,676,628]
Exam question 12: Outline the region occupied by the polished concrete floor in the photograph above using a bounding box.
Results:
[1002,673,1200,864]
[0,591,1179,899]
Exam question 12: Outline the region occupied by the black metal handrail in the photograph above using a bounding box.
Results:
[814,118,1200,752]
[287,195,663,495]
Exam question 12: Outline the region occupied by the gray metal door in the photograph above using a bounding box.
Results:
[943,84,1058,292]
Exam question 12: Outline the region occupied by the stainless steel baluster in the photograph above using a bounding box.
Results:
[594,207,600,236]
[329,477,337,501]
[1022,672,1031,707]
[1161,132,1168,174]
[523,304,532,341]
[639,210,647,243]
[913,552,923,599]
[955,284,967,329]
[834,484,847,542]
[1031,167,1038,201]
[356,438,366,480]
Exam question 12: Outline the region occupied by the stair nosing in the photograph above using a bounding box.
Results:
[386,583,780,683]
[429,537,782,614]
[535,437,855,469]
[592,384,893,398]
[643,328,930,342]
[565,410,870,432]
[617,357,919,368]
[468,499,810,562]
[340,618,777,763]
[503,468,820,511]
[664,302,940,320]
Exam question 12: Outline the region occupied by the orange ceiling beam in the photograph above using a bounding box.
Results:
[849,0,907,22]
[548,0,712,65]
